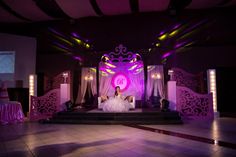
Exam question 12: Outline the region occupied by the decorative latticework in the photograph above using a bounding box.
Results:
[171,68,205,93]
[176,86,213,120]
[30,89,60,121]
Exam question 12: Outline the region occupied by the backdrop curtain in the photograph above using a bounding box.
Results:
[90,68,97,96]
[128,64,144,100]
[99,62,112,96]
[146,65,165,100]
[99,62,144,100]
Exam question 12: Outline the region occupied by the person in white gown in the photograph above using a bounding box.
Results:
[101,86,131,112]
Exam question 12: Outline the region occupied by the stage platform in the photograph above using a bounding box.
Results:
[42,108,183,125]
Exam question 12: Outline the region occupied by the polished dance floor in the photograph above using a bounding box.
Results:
[1,118,236,157]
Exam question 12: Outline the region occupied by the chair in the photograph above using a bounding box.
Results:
[98,95,135,109]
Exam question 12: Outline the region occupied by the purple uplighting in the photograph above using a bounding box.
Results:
[173,24,181,29]
[71,32,80,38]
[53,42,71,51]
[174,41,187,49]
[73,56,82,61]
[182,19,209,35]
[162,51,173,59]
[159,31,165,36]
[48,27,67,39]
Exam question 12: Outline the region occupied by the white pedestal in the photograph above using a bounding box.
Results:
[60,84,70,110]
[167,81,176,110]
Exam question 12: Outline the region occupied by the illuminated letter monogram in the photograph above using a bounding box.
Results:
[112,73,130,92]
[117,78,124,85]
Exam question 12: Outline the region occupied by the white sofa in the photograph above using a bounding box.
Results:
[98,96,135,109]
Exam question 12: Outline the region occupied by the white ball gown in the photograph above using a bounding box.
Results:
[101,95,131,112]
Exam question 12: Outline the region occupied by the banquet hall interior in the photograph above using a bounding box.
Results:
[1,0,236,156]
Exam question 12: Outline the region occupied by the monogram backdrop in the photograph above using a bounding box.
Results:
[99,44,144,100]
[99,62,144,100]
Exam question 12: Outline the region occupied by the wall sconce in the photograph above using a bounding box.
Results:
[207,69,217,113]
[84,74,93,81]
[62,72,69,83]
[151,73,161,79]
[168,69,174,80]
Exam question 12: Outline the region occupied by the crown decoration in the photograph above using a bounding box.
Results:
[107,44,135,62]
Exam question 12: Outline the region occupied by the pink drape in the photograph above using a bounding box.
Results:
[76,67,97,104]
[146,65,165,100]
[99,62,112,96]
[90,68,97,96]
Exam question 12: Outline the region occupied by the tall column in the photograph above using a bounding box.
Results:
[167,81,176,110]
[29,74,37,117]
[207,69,219,118]
[60,83,70,111]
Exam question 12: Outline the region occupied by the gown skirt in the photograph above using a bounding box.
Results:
[101,96,131,112]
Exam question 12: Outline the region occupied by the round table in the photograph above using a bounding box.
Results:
[0,101,25,125]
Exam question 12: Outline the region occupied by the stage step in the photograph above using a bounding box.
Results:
[42,110,183,125]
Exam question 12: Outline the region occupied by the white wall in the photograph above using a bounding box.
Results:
[0,33,36,88]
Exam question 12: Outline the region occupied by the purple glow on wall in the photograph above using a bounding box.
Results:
[162,51,173,59]
[183,19,208,35]
[71,32,80,38]
[73,56,82,61]
[174,41,187,49]
[111,72,130,92]
[159,31,165,36]
[48,28,67,39]
[173,24,181,29]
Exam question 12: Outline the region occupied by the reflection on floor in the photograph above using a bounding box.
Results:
[1,118,236,157]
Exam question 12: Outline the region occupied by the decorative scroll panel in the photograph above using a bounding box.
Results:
[172,68,205,93]
[30,89,60,121]
[176,86,213,120]
[99,44,144,100]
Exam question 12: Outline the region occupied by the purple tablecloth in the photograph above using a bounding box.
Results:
[0,101,25,125]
